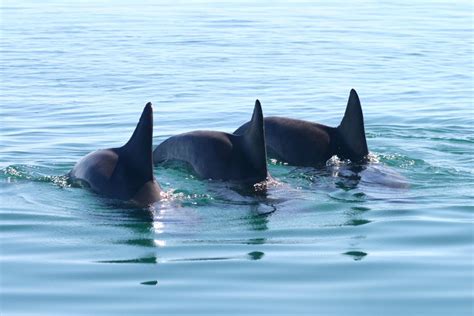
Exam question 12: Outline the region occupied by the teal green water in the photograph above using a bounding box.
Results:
[1,1,473,315]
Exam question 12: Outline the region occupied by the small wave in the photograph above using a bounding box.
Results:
[2,164,70,188]
[160,189,214,206]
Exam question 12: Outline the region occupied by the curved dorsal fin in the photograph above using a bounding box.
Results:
[337,89,369,161]
[113,102,155,196]
[240,100,267,177]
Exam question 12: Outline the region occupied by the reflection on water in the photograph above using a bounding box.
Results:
[98,256,157,264]
[246,209,271,232]
[91,186,272,267]
[170,251,264,262]
[343,251,368,261]
[247,251,265,260]
[345,219,371,226]
[90,155,411,269]
[118,238,156,248]
[246,238,266,245]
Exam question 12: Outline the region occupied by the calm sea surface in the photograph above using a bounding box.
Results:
[1,1,473,315]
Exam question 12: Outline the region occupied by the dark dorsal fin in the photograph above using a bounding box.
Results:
[240,100,267,178]
[336,89,369,161]
[112,102,155,197]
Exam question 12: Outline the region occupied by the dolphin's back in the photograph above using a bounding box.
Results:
[154,100,268,183]
[234,90,369,166]
[69,103,161,206]
[69,149,119,194]
[235,116,336,166]
[265,117,335,166]
[153,131,233,179]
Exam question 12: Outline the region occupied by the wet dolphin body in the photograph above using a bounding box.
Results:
[153,100,268,184]
[69,103,161,207]
[234,89,368,167]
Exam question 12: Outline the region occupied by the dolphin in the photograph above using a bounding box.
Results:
[69,103,161,207]
[234,89,368,167]
[153,100,268,184]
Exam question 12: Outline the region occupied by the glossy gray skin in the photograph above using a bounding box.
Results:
[257,118,338,166]
[69,103,161,207]
[234,89,369,167]
[153,101,268,184]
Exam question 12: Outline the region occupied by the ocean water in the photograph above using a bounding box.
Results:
[1,0,473,315]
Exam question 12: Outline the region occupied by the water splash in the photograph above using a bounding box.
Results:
[2,164,70,188]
